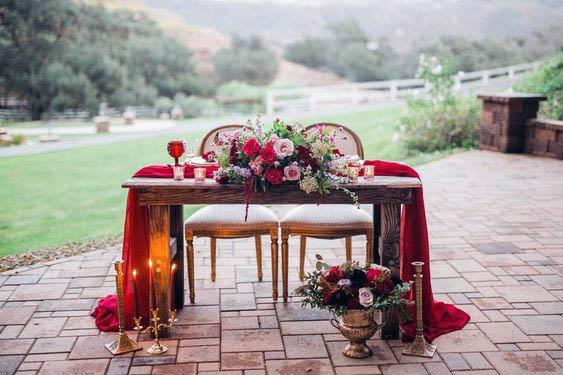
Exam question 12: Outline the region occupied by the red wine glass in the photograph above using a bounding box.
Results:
[167,140,186,166]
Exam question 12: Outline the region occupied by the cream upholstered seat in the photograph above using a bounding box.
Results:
[184,125,280,304]
[279,123,373,302]
[185,205,278,231]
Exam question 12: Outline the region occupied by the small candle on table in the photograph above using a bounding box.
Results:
[194,167,206,183]
[363,165,375,180]
[132,269,140,318]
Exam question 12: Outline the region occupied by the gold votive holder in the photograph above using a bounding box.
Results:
[194,167,206,183]
[363,165,375,180]
[172,165,185,181]
[349,166,360,182]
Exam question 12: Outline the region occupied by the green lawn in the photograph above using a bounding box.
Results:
[0,105,452,256]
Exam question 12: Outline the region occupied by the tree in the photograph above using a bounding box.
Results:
[214,35,278,85]
[0,0,203,119]
[284,38,328,69]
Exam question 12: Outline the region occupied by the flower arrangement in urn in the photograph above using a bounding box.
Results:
[212,117,360,210]
[294,255,411,358]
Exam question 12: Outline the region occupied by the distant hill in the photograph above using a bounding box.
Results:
[86,0,349,86]
[138,0,563,52]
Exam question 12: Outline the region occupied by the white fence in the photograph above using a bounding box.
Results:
[265,61,543,116]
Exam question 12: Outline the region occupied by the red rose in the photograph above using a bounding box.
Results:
[229,141,238,164]
[260,144,277,163]
[374,279,394,297]
[333,148,343,156]
[367,268,382,283]
[242,138,261,157]
[296,145,311,159]
[322,290,335,305]
[324,266,345,283]
[264,168,283,185]
[347,297,361,309]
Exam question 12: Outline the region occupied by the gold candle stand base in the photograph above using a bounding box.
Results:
[402,335,437,358]
[105,331,142,355]
[147,341,168,355]
[401,261,437,358]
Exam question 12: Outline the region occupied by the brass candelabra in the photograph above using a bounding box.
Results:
[105,260,142,355]
[134,309,177,355]
[402,261,437,358]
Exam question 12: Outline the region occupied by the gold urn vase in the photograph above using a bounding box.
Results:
[331,310,381,359]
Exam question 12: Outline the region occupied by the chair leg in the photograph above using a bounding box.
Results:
[255,235,263,281]
[270,228,278,301]
[281,229,289,303]
[186,237,195,304]
[366,230,374,264]
[299,236,307,280]
[345,236,352,261]
[210,237,217,282]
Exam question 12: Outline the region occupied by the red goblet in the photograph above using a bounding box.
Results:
[167,140,186,166]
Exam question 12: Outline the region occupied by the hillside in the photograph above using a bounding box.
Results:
[85,0,349,86]
[138,0,563,52]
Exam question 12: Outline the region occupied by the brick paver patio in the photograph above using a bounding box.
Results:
[1,151,562,375]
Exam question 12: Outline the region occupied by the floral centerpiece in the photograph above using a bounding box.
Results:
[212,117,361,211]
[294,255,411,358]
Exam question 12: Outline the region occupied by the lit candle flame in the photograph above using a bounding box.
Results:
[132,269,137,278]
[171,263,176,272]
[148,259,153,268]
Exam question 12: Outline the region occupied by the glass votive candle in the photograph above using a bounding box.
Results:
[172,165,185,181]
[363,165,375,180]
[194,167,206,183]
[349,166,360,182]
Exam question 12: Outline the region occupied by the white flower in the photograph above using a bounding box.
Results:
[310,141,328,159]
[337,279,352,287]
[358,288,374,308]
[273,138,294,158]
[431,64,442,74]
[299,175,318,194]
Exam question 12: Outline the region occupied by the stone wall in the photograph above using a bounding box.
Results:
[525,118,563,159]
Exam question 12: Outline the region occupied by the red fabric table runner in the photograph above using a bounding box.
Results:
[91,161,469,342]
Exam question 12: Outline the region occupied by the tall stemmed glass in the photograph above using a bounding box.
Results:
[167,141,186,166]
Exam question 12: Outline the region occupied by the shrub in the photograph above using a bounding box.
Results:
[173,93,217,118]
[154,97,174,115]
[214,35,278,86]
[514,52,562,120]
[400,55,480,153]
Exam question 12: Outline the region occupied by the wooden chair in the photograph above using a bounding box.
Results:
[280,123,373,302]
[185,125,280,303]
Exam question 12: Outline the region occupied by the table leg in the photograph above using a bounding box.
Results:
[170,205,184,310]
[380,203,401,340]
[372,204,381,264]
[270,228,279,302]
[149,205,171,338]
[281,229,289,303]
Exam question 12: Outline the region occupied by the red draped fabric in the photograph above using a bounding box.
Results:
[91,161,469,342]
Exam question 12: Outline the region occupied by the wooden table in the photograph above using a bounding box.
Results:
[123,176,421,338]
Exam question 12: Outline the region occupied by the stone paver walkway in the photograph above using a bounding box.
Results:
[1,151,562,375]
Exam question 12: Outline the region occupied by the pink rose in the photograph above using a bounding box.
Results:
[267,134,280,145]
[283,165,301,181]
[273,139,294,158]
[358,287,373,308]
[249,156,264,176]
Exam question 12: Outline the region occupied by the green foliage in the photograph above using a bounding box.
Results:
[214,35,279,85]
[216,81,265,100]
[284,20,399,82]
[0,0,202,119]
[154,97,174,115]
[400,55,480,153]
[173,93,217,118]
[514,53,563,120]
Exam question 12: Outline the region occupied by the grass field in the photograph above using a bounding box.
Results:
[0,105,454,256]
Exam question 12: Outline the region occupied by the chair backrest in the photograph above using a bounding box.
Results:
[198,124,244,155]
[305,123,364,159]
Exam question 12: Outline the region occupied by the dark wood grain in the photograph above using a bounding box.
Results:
[170,205,184,310]
[149,205,171,337]
[372,204,381,264]
[124,177,418,206]
[380,203,401,339]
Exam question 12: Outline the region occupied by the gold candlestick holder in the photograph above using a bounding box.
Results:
[402,261,437,358]
[134,309,177,355]
[105,260,142,355]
